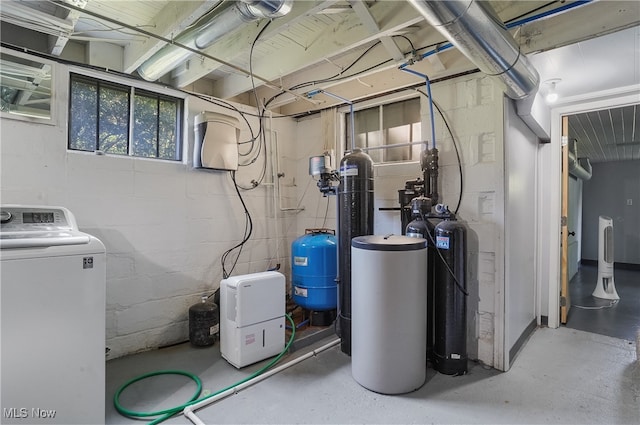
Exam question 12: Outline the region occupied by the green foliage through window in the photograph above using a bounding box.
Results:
[69,73,182,160]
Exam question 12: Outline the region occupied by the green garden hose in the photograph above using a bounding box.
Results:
[114,314,296,424]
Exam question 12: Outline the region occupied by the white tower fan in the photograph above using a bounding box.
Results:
[592,215,619,300]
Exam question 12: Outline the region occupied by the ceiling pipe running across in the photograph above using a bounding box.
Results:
[137,0,293,82]
[407,0,539,100]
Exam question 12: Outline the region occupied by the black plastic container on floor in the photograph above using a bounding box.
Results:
[189,296,219,347]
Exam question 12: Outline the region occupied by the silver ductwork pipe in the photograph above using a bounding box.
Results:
[408,0,539,100]
[568,150,592,180]
[138,0,293,81]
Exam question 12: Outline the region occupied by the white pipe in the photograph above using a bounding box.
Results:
[360,140,428,151]
[268,113,281,263]
[184,338,341,425]
[274,130,305,212]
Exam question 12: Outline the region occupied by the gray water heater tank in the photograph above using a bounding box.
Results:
[351,235,428,394]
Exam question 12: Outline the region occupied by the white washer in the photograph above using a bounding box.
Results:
[0,205,106,424]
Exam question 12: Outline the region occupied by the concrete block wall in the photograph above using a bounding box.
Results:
[293,114,338,237]
[292,73,505,368]
[433,76,505,366]
[0,65,297,359]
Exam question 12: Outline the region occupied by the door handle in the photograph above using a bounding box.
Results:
[568,231,576,236]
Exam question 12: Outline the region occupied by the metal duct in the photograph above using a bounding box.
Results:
[137,0,293,81]
[408,0,539,100]
[568,150,592,180]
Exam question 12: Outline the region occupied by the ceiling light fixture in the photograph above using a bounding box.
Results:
[545,78,561,103]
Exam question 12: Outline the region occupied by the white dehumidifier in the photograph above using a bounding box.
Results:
[220,271,286,368]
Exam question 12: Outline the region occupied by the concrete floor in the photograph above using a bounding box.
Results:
[106,326,640,424]
[567,264,640,341]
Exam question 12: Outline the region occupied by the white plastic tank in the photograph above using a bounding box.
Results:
[351,234,428,394]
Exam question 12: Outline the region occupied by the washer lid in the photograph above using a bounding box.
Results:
[0,231,91,249]
[351,235,426,251]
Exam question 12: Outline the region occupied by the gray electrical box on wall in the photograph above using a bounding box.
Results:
[194,112,240,171]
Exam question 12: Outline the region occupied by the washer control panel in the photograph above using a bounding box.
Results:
[0,206,74,232]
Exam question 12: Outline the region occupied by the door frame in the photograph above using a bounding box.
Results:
[543,85,640,329]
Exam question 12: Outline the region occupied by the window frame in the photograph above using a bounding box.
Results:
[0,47,56,126]
[342,93,424,164]
[68,68,185,161]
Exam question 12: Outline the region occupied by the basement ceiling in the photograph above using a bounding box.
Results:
[1,0,639,162]
[569,104,640,163]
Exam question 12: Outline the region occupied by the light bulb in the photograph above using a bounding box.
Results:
[545,80,559,103]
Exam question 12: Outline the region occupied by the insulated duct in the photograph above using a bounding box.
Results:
[408,0,539,100]
[137,0,293,81]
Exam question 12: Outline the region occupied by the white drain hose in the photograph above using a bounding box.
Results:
[184,338,340,425]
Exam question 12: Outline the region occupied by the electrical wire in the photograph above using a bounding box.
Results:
[395,35,416,53]
[264,175,313,271]
[321,196,330,229]
[220,171,253,279]
[235,20,272,187]
[415,88,464,215]
[262,36,430,111]
[114,314,297,425]
[263,36,415,110]
[188,92,258,145]
[73,15,156,37]
[419,211,469,297]
[504,1,559,24]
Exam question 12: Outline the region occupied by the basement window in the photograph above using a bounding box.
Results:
[345,97,422,163]
[68,73,182,160]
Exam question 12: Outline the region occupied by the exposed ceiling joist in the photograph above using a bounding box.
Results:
[518,0,640,53]
[249,21,449,109]
[207,0,425,100]
[49,0,87,55]
[123,0,222,74]
[0,1,75,36]
[172,0,342,88]
[348,0,404,61]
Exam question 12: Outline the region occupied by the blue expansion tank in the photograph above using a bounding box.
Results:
[291,229,338,311]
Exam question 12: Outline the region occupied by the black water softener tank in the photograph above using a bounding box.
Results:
[405,197,436,360]
[189,295,219,347]
[337,148,374,356]
[433,218,468,375]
